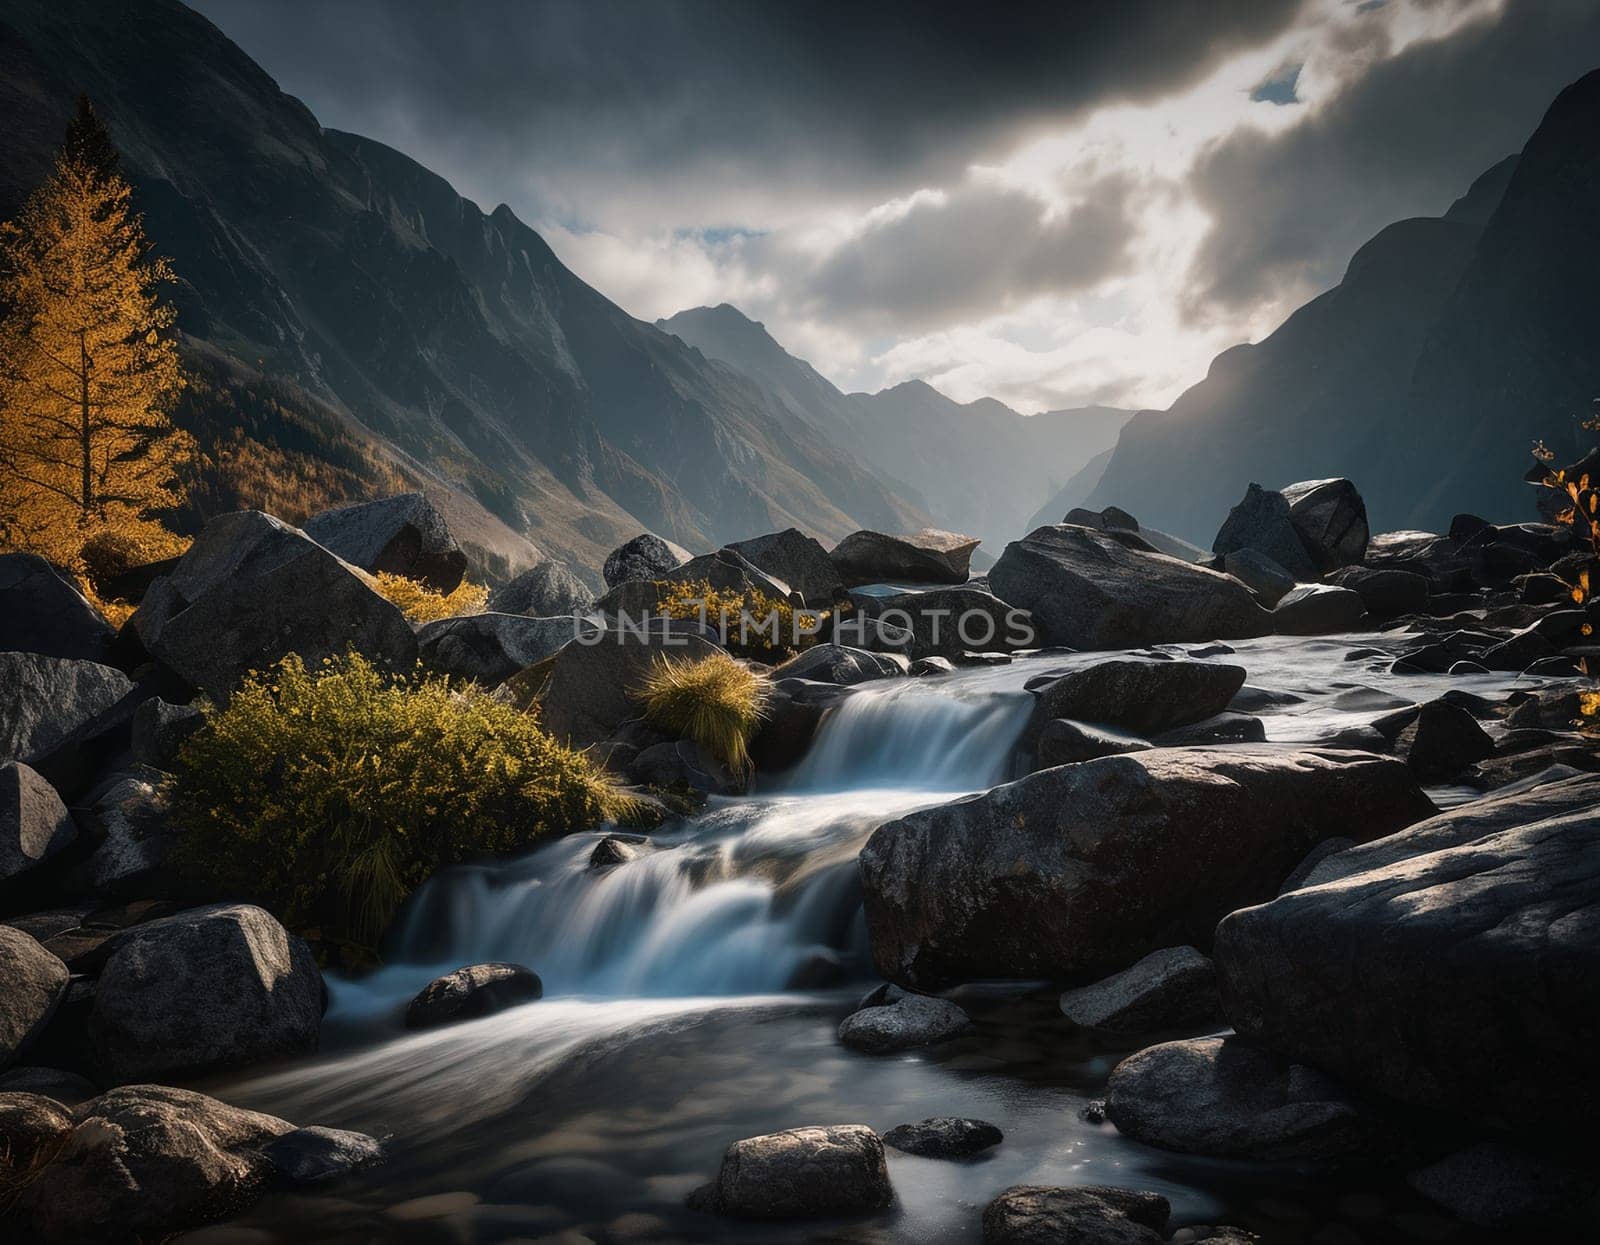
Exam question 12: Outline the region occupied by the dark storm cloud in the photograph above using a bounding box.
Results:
[189,0,1305,219]
[1182,0,1600,322]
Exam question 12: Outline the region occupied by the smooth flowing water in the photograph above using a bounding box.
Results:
[197,633,1554,1244]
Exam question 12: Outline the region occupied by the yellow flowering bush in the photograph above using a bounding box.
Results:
[371,571,488,622]
[1532,402,1600,727]
[655,578,824,658]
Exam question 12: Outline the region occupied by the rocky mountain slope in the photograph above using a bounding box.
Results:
[659,305,1131,543]
[0,0,926,578]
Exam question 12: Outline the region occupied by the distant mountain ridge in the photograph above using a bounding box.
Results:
[660,304,1132,543]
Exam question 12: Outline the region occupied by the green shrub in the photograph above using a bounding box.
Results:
[637,651,771,772]
[169,650,643,948]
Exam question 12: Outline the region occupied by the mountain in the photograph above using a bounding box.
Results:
[0,0,926,578]
[659,305,1132,543]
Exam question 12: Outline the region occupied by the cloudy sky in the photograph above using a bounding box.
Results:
[193,0,1600,414]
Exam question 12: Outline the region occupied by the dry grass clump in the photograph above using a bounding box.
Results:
[637,651,772,772]
[371,571,489,622]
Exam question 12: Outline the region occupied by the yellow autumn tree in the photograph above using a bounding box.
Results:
[0,95,191,575]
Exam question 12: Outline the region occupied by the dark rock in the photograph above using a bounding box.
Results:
[405,962,543,1029]
[1281,477,1369,571]
[303,492,466,592]
[1212,484,1318,580]
[910,655,957,676]
[131,511,418,698]
[630,739,741,795]
[0,760,76,885]
[853,586,1036,658]
[1152,712,1266,747]
[882,1116,1002,1159]
[261,1125,387,1186]
[830,528,981,587]
[783,949,848,990]
[0,652,133,766]
[1327,565,1429,616]
[828,609,916,654]
[1480,626,1555,671]
[1029,659,1247,738]
[982,1184,1169,1245]
[603,533,691,588]
[67,775,180,898]
[1394,699,1495,781]
[1518,571,1572,605]
[1037,719,1152,767]
[1059,947,1220,1034]
[129,697,204,769]
[859,746,1433,989]
[40,927,121,974]
[837,992,973,1053]
[772,643,902,686]
[589,834,653,869]
[0,1065,97,1104]
[487,559,595,617]
[0,926,69,1068]
[1106,1036,1390,1160]
[660,547,793,603]
[0,552,115,663]
[1277,836,1357,894]
[537,625,722,750]
[90,904,322,1083]
[1272,584,1365,635]
[1069,506,1140,531]
[1222,548,1297,607]
[991,525,1269,650]
[417,612,597,686]
[0,1090,75,1177]
[1214,803,1600,1134]
[727,529,844,607]
[690,1124,892,1219]
[1406,1142,1597,1228]
[748,681,835,773]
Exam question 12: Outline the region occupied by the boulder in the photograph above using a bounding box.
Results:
[90,904,322,1083]
[1212,484,1318,580]
[67,775,179,898]
[1271,584,1365,635]
[859,746,1433,989]
[910,655,957,677]
[982,1185,1169,1245]
[689,1124,891,1219]
[405,962,543,1029]
[302,492,466,591]
[836,992,973,1053]
[0,1090,74,1176]
[260,1125,386,1186]
[830,528,980,587]
[14,1084,294,1240]
[828,610,916,654]
[131,511,418,697]
[0,652,133,766]
[1406,1142,1597,1228]
[129,697,204,770]
[0,552,115,663]
[664,547,793,601]
[772,644,903,687]
[0,761,76,885]
[727,529,844,606]
[1106,1036,1390,1160]
[0,1066,98,1104]
[487,559,595,617]
[417,613,597,686]
[603,533,691,588]
[1037,719,1151,768]
[1326,565,1429,616]
[1152,711,1265,747]
[852,586,1035,658]
[1028,659,1246,737]
[991,526,1270,650]
[537,625,722,750]
[1222,549,1296,607]
[589,834,654,869]
[1058,947,1220,1034]
[1214,805,1600,1134]
[1068,505,1139,531]
[1281,478,1369,571]
[629,739,741,795]
[882,1117,1002,1159]
[0,926,69,1068]
[1393,699,1495,781]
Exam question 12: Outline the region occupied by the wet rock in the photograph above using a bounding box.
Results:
[0,926,69,1068]
[1028,658,1247,738]
[727,528,844,607]
[1272,584,1365,635]
[129,697,204,770]
[748,681,836,773]
[982,1184,1170,1245]
[1214,802,1600,1133]
[0,552,115,663]
[603,533,692,588]
[910,655,957,676]
[1037,719,1152,767]
[689,1124,892,1219]
[131,511,418,697]
[784,950,848,990]
[1281,478,1369,572]
[303,492,466,592]
[0,652,133,767]
[772,643,903,686]
[1518,571,1571,605]
[0,760,76,885]
[859,746,1433,989]
[851,586,1035,658]
[630,739,741,795]
[14,1084,294,1240]
[417,613,596,686]
[1106,1036,1390,1160]
[261,1125,387,1186]
[67,775,180,898]
[1406,1142,1597,1228]
[1222,548,1297,607]
[405,962,543,1030]
[1152,712,1266,747]
[0,1065,98,1104]
[992,525,1270,650]
[91,904,322,1083]
[1059,947,1220,1034]
[487,559,595,617]
[837,992,973,1053]
[537,625,721,750]
[830,528,980,587]
[1394,699,1495,781]
[882,1116,1002,1159]
[1479,626,1554,671]
[1327,566,1429,617]
[1212,484,1318,580]
[589,834,654,869]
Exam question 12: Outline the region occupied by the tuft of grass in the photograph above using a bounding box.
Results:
[169,650,644,949]
[636,651,772,772]
[371,571,488,623]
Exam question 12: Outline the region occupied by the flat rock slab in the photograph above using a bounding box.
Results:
[837,993,974,1053]
[1059,946,1220,1035]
